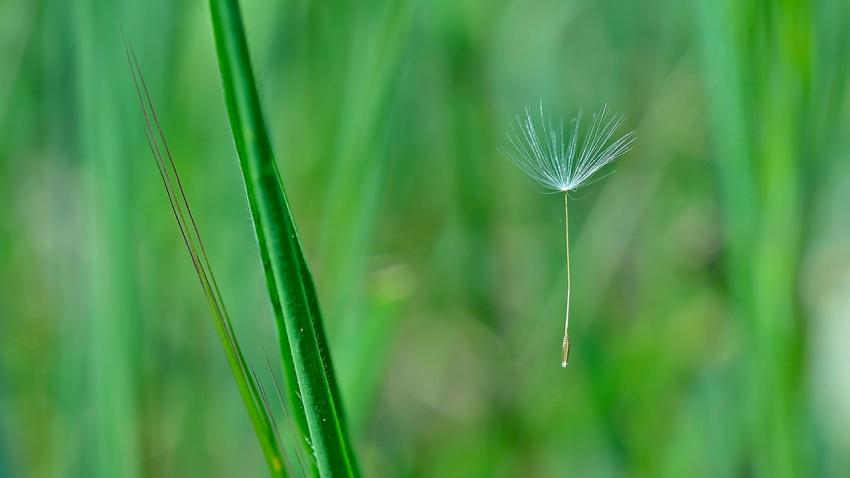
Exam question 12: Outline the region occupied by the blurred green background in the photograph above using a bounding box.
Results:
[2,0,850,476]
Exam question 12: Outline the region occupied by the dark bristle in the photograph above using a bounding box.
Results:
[252,367,292,476]
[266,350,312,474]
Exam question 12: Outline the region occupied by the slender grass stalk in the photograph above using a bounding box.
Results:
[121,35,290,478]
[503,103,634,367]
[207,0,360,476]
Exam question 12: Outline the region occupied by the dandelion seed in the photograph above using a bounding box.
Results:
[502,101,635,367]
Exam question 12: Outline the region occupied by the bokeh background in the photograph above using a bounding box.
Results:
[2,0,850,476]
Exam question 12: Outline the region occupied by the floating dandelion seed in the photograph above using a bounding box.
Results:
[502,102,636,367]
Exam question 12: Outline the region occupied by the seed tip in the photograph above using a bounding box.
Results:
[561,335,570,367]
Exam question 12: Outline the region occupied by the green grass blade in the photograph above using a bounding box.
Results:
[121,36,289,478]
[207,1,360,476]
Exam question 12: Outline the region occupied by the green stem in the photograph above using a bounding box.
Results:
[207,0,360,475]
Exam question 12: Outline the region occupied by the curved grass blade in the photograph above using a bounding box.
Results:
[206,0,360,476]
[120,35,290,478]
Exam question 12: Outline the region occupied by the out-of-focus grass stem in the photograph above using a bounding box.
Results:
[73,2,140,476]
[695,0,810,475]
